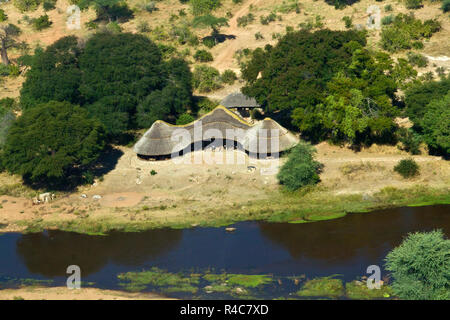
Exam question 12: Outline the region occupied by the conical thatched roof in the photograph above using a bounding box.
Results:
[134,106,298,157]
[220,92,260,108]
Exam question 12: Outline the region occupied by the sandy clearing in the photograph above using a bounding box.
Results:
[0,286,172,300]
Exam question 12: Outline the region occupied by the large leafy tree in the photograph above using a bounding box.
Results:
[421,93,450,157]
[20,36,82,109]
[241,29,366,141]
[2,101,105,188]
[385,230,450,300]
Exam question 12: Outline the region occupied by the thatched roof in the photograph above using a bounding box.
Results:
[134,106,298,157]
[220,92,260,108]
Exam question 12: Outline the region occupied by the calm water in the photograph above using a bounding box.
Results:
[0,205,448,293]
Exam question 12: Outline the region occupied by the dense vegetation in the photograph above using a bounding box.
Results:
[394,158,420,178]
[242,29,408,144]
[277,142,323,191]
[385,230,450,300]
[20,33,193,136]
[1,101,106,188]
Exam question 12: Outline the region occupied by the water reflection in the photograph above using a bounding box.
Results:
[258,206,450,263]
[16,229,183,277]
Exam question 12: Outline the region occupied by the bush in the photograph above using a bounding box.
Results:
[405,0,423,9]
[32,15,52,31]
[421,93,450,156]
[385,230,450,300]
[13,0,41,12]
[43,0,56,11]
[393,158,419,178]
[237,13,255,27]
[384,4,393,12]
[190,0,221,16]
[277,142,323,191]
[176,113,195,125]
[0,9,7,22]
[342,16,352,29]
[193,49,213,62]
[397,128,422,155]
[380,13,441,52]
[407,52,428,67]
[442,0,450,12]
[381,15,394,25]
[192,65,222,93]
[220,69,237,85]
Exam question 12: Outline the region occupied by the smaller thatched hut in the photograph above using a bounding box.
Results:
[220,92,260,110]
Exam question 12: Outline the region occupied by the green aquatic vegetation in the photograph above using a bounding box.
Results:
[117,267,200,292]
[346,281,392,300]
[226,274,273,288]
[297,276,344,298]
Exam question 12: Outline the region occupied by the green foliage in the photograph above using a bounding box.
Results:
[193,49,213,62]
[31,14,52,31]
[176,113,195,125]
[21,34,193,136]
[79,0,133,22]
[421,93,450,156]
[237,13,255,27]
[397,127,423,155]
[192,65,222,93]
[2,101,105,188]
[13,0,42,12]
[442,0,450,12]
[394,158,419,178]
[342,16,353,29]
[260,13,277,25]
[220,69,237,85]
[297,276,344,298]
[20,36,82,109]
[384,4,393,12]
[190,0,221,16]
[405,0,423,9]
[0,9,7,22]
[277,142,322,191]
[381,14,394,25]
[385,230,450,299]
[43,0,56,11]
[380,13,441,52]
[404,77,450,125]
[407,51,428,67]
[324,0,359,9]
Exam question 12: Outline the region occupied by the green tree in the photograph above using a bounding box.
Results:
[78,0,133,22]
[385,230,450,300]
[79,33,164,135]
[0,24,22,65]
[20,36,82,109]
[176,113,195,125]
[277,142,322,191]
[2,101,105,188]
[190,0,221,16]
[421,93,450,156]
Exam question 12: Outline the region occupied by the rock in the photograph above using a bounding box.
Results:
[225,227,236,233]
[234,287,246,295]
[92,195,102,200]
[80,194,87,199]
[247,166,256,173]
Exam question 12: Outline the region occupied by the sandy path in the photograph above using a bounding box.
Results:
[211,0,265,72]
[0,287,172,300]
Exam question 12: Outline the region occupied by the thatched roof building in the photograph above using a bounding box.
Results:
[134,106,298,158]
[220,92,260,109]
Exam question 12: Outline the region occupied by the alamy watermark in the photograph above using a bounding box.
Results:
[66,265,81,289]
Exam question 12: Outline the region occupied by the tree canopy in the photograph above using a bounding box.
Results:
[19,33,193,136]
[385,230,450,300]
[1,101,105,188]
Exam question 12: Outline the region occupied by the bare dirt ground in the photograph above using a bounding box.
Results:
[0,286,171,300]
[0,142,448,232]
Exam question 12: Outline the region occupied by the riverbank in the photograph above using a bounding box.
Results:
[0,143,448,234]
[0,286,172,300]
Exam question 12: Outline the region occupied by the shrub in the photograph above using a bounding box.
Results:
[342,16,352,29]
[277,142,323,191]
[405,0,423,9]
[260,13,277,25]
[393,158,419,178]
[237,13,255,27]
[385,230,450,300]
[192,65,222,93]
[397,128,422,155]
[32,15,52,31]
[421,93,450,156]
[43,0,56,11]
[381,15,394,25]
[194,49,213,62]
[202,37,216,48]
[407,51,428,68]
[0,9,7,22]
[384,4,393,12]
[13,0,41,12]
[176,113,195,125]
[220,69,237,85]
[254,32,264,40]
[442,0,450,12]
[190,0,221,16]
